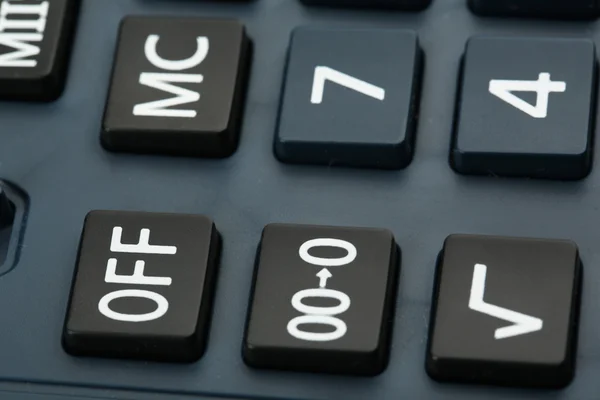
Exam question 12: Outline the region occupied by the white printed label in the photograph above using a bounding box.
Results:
[98,289,169,322]
[110,227,177,255]
[0,0,50,67]
[311,66,385,104]
[133,34,209,118]
[287,237,355,342]
[489,73,566,119]
[469,263,543,339]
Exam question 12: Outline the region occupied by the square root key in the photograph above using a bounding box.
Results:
[426,234,582,388]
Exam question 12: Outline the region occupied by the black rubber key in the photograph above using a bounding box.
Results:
[469,0,598,19]
[427,234,582,388]
[0,0,79,101]
[102,17,251,158]
[243,223,400,375]
[63,211,221,362]
[300,0,432,10]
[275,27,422,169]
[451,36,596,180]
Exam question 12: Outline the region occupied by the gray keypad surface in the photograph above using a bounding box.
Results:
[0,0,599,399]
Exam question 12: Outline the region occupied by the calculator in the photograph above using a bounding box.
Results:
[0,0,598,399]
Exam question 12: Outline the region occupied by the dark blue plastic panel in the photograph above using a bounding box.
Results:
[0,0,598,399]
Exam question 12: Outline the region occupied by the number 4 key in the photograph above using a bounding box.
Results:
[451,36,596,180]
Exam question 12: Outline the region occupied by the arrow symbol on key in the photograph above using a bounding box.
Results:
[469,263,543,340]
[316,268,332,288]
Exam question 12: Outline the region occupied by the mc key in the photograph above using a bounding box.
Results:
[426,234,582,388]
[102,16,251,158]
[63,211,221,363]
[243,223,400,376]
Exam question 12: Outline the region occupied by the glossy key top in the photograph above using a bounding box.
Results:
[427,234,582,388]
[0,0,79,101]
[102,16,252,158]
[451,36,596,180]
[275,27,423,170]
[63,211,221,362]
[243,223,400,375]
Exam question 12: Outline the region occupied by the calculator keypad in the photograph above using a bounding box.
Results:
[1,0,599,397]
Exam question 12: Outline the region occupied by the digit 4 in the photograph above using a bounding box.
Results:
[488,73,566,119]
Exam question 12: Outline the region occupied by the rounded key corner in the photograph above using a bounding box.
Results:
[405,0,433,12]
[554,237,581,248]
[424,351,445,381]
[466,0,489,16]
[61,322,93,357]
[83,209,103,221]
[447,149,471,176]
[225,18,250,32]
[441,233,462,246]
[552,372,576,390]
[61,323,80,346]
[379,227,398,241]
[463,34,487,48]
[118,14,141,27]
[371,360,390,377]
[272,140,293,165]
[260,222,291,236]
[570,158,594,181]
[288,25,313,40]
[213,139,240,159]
[353,351,390,377]
[241,337,275,371]
[83,210,122,226]
[241,339,259,365]
[61,334,78,357]
[99,129,120,153]
[40,85,67,103]
[392,147,416,170]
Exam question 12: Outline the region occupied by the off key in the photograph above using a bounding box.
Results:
[62,211,221,362]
